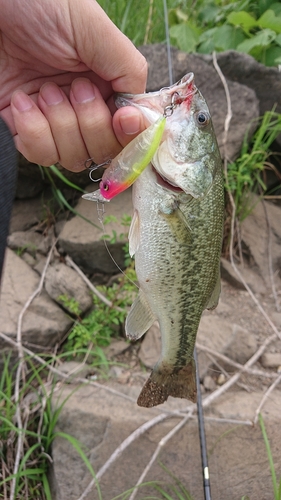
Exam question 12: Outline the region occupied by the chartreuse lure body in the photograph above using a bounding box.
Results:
[82,116,166,203]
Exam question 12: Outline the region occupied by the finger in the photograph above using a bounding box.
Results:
[38,83,89,171]
[113,107,146,148]
[10,90,59,166]
[70,78,122,164]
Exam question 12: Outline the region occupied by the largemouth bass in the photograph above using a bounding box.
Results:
[117,73,224,408]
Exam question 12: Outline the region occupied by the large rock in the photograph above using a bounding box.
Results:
[240,197,281,287]
[202,50,281,119]
[51,382,281,500]
[0,249,73,353]
[58,187,133,274]
[44,262,92,314]
[139,44,260,161]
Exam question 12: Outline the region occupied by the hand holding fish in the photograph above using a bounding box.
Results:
[0,0,147,171]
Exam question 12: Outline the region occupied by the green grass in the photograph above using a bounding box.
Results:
[0,355,102,500]
[226,109,281,221]
[62,264,137,363]
[259,413,281,500]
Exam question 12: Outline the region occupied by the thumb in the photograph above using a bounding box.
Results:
[70,0,147,93]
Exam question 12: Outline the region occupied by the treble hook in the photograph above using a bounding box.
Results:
[84,158,111,182]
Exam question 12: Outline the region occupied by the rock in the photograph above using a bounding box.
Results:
[138,322,162,369]
[58,186,133,274]
[0,249,73,354]
[104,340,130,359]
[45,262,92,315]
[21,252,37,268]
[272,312,281,328]
[55,361,93,381]
[51,383,281,500]
[10,197,44,233]
[197,313,234,377]
[240,197,281,286]
[203,374,216,391]
[202,50,281,143]
[224,324,257,365]
[217,373,226,385]
[261,353,281,369]
[16,156,44,199]
[7,230,43,255]
[139,44,259,161]
[220,257,267,295]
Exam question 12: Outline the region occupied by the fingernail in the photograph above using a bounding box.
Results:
[12,91,33,112]
[120,113,141,135]
[40,83,64,105]
[71,79,95,104]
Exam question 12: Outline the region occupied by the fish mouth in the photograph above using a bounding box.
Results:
[153,167,183,193]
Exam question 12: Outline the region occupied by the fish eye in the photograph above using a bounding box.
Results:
[195,111,210,127]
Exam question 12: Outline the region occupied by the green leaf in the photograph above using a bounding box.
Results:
[198,5,220,24]
[264,45,281,65]
[168,7,188,25]
[170,23,199,52]
[270,2,281,15]
[227,11,257,34]
[258,9,281,33]
[237,28,276,53]
[276,33,281,46]
[213,25,246,51]
[198,27,217,53]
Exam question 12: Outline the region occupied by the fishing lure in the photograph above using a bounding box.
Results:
[83,115,166,203]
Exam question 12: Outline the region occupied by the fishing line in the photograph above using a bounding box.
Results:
[96,200,139,291]
[162,1,212,498]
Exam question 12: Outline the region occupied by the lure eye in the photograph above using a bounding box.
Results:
[195,111,210,127]
[101,181,109,191]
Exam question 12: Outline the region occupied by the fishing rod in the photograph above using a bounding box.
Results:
[162,1,212,498]
[194,349,212,500]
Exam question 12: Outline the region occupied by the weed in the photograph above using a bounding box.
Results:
[63,265,137,365]
[226,110,281,221]
[0,355,102,500]
[58,293,82,317]
[40,164,101,230]
[259,413,281,500]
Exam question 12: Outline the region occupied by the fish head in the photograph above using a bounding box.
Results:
[116,74,221,199]
[153,88,220,199]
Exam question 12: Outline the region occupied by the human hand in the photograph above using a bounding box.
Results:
[0,0,147,171]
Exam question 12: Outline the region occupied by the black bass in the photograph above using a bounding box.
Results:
[116,73,224,408]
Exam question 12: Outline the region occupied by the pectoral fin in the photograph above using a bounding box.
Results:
[128,209,140,257]
[161,205,192,245]
[206,272,221,310]
[125,289,156,340]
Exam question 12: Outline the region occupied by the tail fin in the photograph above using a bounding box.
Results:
[137,361,197,408]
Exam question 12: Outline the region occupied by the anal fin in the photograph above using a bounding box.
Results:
[125,289,156,340]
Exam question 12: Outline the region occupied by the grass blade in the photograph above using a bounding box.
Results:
[54,431,103,500]
[258,413,278,499]
[49,164,85,192]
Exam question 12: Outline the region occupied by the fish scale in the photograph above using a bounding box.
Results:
[121,76,224,408]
